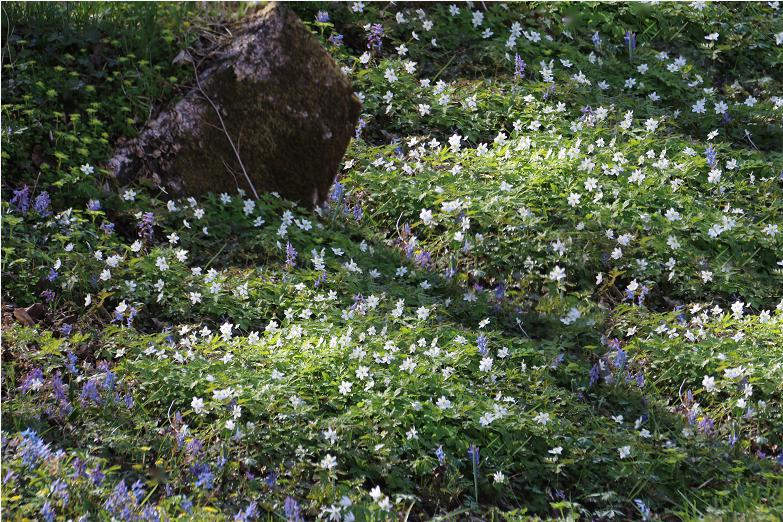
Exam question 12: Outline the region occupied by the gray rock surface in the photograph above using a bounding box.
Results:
[108,2,361,206]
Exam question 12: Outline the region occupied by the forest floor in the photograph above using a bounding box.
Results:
[2,2,782,520]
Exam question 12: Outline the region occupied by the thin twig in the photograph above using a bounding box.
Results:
[221,157,242,192]
[188,52,259,199]
[744,129,759,151]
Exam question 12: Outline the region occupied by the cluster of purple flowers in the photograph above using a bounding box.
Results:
[624,284,650,305]
[624,30,637,52]
[367,23,384,51]
[435,445,446,465]
[35,191,52,216]
[19,429,52,468]
[235,501,259,521]
[589,363,601,386]
[477,335,489,356]
[414,249,431,268]
[705,145,718,168]
[20,368,44,393]
[10,185,31,212]
[285,241,297,269]
[192,462,215,489]
[101,221,115,235]
[41,288,56,303]
[138,211,155,242]
[354,117,366,139]
[284,496,302,521]
[514,54,526,80]
[330,181,345,203]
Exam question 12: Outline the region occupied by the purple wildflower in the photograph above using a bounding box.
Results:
[415,250,431,268]
[235,501,259,522]
[401,222,411,240]
[34,191,52,216]
[284,497,302,522]
[192,463,214,489]
[104,480,133,516]
[613,348,627,369]
[72,457,87,479]
[186,438,204,457]
[51,478,69,504]
[435,445,446,465]
[698,416,715,434]
[10,185,31,212]
[101,221,115,235]
[285,241,297,269]
[637,285,649,305]
[141,506,161,522]
[589,363,601,386]
[19,429,52,468]
[265,471,277,488]
[87,199,102,211]
[66,352,79,375]
[315,10,330,23]
[90,466,106,486]
[477,335,489,356]
[131,479,146,502]
[330,181,345,202]
[592,31,601,47]
[328,33,344,46]
[635,371,645,388]
[705,145,717,168]
[624,30,637,52]
[3,470,16,484]
[354,117,366,139]
[80,380,101,405]
[20,368,45,393]
[514,54,526,79]
[126,306,138,327]
[580,105,593,122]
[41,502,55,522]
[138,212,155,242]
[52,372,67,402]
[368,23,384,51]
[102,368,117,391]
[181,497,194,514]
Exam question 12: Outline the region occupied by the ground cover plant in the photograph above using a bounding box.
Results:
[1,1,782,520]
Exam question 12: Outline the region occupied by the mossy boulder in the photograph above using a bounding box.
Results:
[108,2,361,206]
